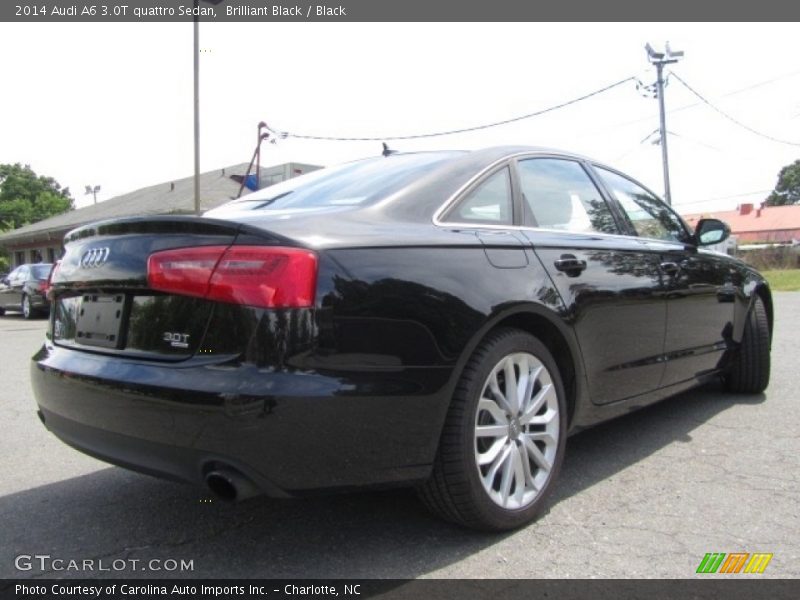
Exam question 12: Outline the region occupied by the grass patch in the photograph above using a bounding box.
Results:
[762,269,800,291]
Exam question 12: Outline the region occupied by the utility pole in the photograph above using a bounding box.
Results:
[193,0,226,216]
[193,0,201,215]
[645,42,684,206]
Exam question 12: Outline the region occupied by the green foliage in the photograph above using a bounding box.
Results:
[0,163,74,230]
[762,269,800,292]
[741,246,799,271]
[765,159,800,206]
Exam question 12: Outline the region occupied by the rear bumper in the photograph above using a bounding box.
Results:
[37,407,289,496]
[30,292,49,309]
[31,343,449,495]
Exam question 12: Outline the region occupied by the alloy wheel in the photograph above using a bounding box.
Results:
[474,352,560,510]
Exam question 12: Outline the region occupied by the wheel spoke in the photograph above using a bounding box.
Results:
[512,445,527,504]
[526,407,557,427]
[503,358,520,415]
[498,445,515,504]
[523,437,552,472]
[527,431,557,445]
[487,372,512,415]
[515,355,529,415]
[475,424,509,438]
[478,437,508,465]
[519,442,538,491]
[484,443,512,488]
[520,384,553,425]
[518,364,542,416]
[478,397,508,424]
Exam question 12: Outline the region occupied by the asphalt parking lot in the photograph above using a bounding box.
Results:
[0,293,797,579]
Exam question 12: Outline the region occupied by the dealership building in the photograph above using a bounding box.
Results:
[0,161,320,267]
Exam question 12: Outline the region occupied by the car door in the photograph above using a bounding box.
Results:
[516,157,667,405]
[2,266,26,309]
[0,268,13,309]
[593,166,735,387]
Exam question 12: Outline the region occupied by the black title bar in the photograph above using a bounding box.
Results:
[2,579,800,600]
[3,0,800,22]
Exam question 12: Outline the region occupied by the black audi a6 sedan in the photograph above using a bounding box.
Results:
[0,263,53,319]
[31,147,772,530]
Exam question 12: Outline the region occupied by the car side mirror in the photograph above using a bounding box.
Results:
[694,218,730,246]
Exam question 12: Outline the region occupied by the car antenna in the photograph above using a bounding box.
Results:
[382,142,398,157]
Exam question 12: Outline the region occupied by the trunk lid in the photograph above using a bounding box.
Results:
[50,216,286,360]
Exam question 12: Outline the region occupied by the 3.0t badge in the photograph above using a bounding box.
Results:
[163,332,190,348]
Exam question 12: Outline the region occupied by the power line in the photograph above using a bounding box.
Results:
[607,68,800,131]
[611,123,772,167]
[716,68,800,100]
[668,130,725,153]
[674,189,772,209]
[265,76,636,142]
[671,73,800,147]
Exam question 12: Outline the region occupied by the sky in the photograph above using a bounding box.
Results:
[0,22,798,214]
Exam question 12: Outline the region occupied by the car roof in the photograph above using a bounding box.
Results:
[212,145,618,242]
[375,145,603,219]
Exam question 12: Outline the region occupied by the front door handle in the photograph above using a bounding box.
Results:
[554,254,587,276]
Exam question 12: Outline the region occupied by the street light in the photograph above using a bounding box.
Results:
[645,42,684,206]
[193,0,226,215]
[84,184,101,204]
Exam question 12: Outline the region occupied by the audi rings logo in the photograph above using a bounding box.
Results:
[79,247,110,268]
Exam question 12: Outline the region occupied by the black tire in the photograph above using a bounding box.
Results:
[22,294,34,320]
[418,328,567,531]
[724,296,770,394]
[0,306,5,316]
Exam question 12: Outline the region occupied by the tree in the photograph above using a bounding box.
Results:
[765,159,800,206]
[0,163,74,230]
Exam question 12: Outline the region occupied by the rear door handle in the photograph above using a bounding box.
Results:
[660,261,680,276]
[554,254,587,276]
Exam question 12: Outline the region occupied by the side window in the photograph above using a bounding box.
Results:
[446,167,513,225]
[518,158,618,235]
[596,167,688,243]
[12,266,28,281]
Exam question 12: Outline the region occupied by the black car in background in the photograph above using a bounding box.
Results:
[31,147,772,530]
[0,263,53,319]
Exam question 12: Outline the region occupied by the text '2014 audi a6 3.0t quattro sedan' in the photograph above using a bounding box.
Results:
[31,147,772,530]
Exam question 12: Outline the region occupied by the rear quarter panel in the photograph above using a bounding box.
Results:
[302,238,576,468]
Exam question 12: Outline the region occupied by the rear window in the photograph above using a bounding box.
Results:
[208,153,459,214]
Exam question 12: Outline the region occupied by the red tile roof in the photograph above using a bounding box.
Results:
[681,203,800,242]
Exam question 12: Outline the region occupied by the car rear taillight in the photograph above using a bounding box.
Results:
[147,245,318,308]
[45,260,61,300]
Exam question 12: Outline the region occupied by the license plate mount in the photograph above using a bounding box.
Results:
[75,294,125,349]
